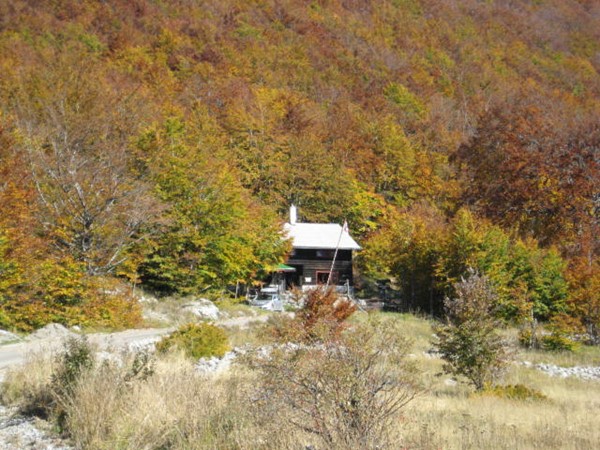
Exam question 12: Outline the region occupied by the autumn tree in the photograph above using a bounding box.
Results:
[455,94,599,252]
[9,45,157,275]
[568,257,600,344]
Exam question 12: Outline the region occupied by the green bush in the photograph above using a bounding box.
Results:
[51,337,95,429]
[541,314,581,352]
[541,333,580,352]
[52,337,94,391]
[156,323,230,359]
[433,270,511,391]
[482,384,547,401]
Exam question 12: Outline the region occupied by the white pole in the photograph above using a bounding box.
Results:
[326,222,345,288]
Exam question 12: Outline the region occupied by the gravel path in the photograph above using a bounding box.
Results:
[0,314,270,379]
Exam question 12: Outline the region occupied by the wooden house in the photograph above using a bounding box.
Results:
[281,205,361,291]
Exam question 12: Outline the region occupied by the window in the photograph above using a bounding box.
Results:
[316,271,338,285]
[316,249,335,259]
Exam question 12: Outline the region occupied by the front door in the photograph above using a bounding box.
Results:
[316,270,338,285]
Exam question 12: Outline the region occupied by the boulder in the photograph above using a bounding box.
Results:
[0,330,21,344]
[181,298,220,321]
[28,323,77,341]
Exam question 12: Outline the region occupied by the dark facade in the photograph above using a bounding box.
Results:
[285,249,353,288]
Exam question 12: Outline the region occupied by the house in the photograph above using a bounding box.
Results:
[280,205,361,292]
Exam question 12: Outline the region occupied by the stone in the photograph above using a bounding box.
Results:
[181,298,220,321]
[28,324,76,342]
[195,350,238,375]
[0,330,21,345]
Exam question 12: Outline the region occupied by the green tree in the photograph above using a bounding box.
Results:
[433,270,511,391]
[136,118,287,294]
[509,239,569,321]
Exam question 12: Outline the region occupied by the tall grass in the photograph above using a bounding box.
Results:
[2,313,599,449]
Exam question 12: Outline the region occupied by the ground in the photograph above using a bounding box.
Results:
[1,305,599,449]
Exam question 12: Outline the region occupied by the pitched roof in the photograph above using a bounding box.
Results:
[283,222,361,250]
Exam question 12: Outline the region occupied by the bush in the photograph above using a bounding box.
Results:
[481,384,547,401]
[518,328,538,349]
[541,334,580,352]
[156,323,230,359]
[52,337,94,391]
[245,318,420,450]
[433,269,512,391]
[267,287,356,343]
[51,337,95,428]
[541,314,581,352]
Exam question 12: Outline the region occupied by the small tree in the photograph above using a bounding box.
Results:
[433,269,511,390]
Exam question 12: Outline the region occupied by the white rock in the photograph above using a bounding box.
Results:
[181,298,220,321]
[28,324,76,342]
[534,363,600,381]
[0,405,72,450]
[127,337,161,352]
[195,350,238,375]
[0,330,20,344]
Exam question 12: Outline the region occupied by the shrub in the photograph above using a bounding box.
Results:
[156,323,230,359]
[51,337,96,428]
[433,269,512,391]
[268,287,356,343]
[52,337,95,392]
[482,384,547,401]
[541,334,580,352]
[541,314,581,352]
[518,328,539,349]
[245,318,420,449]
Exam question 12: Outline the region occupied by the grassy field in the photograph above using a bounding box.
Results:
[383,313,600,449]
[2,311,599,449]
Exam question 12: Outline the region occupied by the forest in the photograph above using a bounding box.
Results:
[0,0,597,343]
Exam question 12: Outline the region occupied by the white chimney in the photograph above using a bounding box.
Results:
[290,204,297,225]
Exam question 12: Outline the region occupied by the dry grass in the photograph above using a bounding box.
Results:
[397,317,600,450]
[404,374,600,450]
[2,313,599,449]
[141,294,264,328]
[0,348,57,415]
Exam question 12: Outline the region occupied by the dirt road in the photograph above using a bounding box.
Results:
[0,327,173,378]
[0,314,270,379]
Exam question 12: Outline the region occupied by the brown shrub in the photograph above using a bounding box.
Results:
[245,318,420,449]
[268,287,357,343]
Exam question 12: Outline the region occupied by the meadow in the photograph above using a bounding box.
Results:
[2,310,599,450]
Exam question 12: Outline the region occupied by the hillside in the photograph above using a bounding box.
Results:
[0,0,598,333]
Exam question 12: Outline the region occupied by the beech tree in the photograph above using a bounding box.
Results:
[136,118,288,294]
[11,46,157,275]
